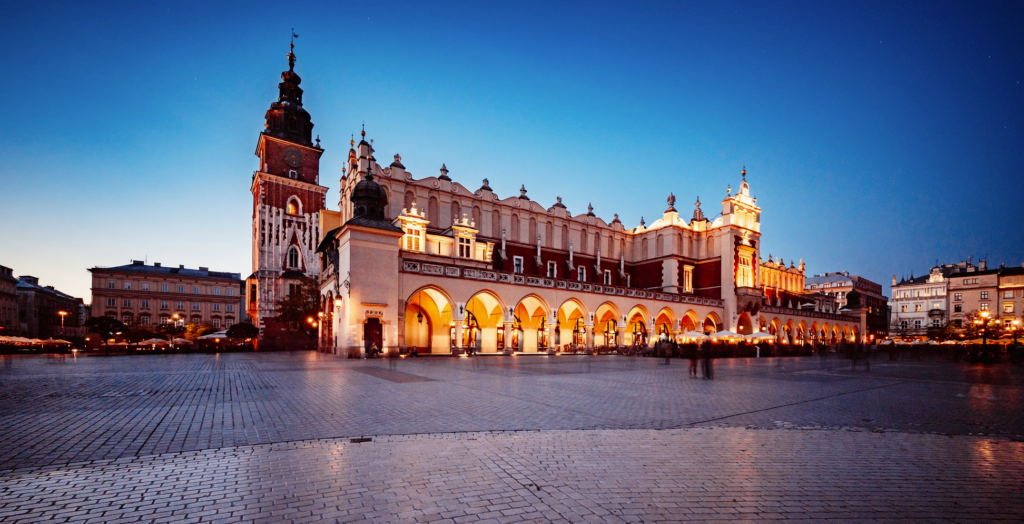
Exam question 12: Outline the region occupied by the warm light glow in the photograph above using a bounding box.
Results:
[334,299,342,307]
[58,311,68,317]
[318,312,324,318]
[307,317,315,323]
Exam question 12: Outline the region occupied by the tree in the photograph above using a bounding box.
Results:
[183,322,214,341]
[155,322,185,341]
[85,316,127,345]
[226,322,259,339]
[275,276,321,336]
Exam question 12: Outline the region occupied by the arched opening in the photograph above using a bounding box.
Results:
[404,287,453,354]
[556,299,587,352]
[287,246,300,269]
[680,310,700,333]
[626,306,648,347]
[286,196,301,215]
[703,313,721,334]
[465,291,505,353]
[736,312,754,335]
[655,308,675,342]
[784,320,796,344]
[513,294,549,353]
[595,302,620,347]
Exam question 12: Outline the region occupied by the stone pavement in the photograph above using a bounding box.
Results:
[0,352,1022,522]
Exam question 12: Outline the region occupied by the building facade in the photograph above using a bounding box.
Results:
[0,265,20,335]
[311,126,866,356]
[998,266,1024,330]
[246,43,327,350]
[804,271,889,340]
[16,276,86,339]
[946,261,999,330]
[889,265,951,337]
[89,261,244,329]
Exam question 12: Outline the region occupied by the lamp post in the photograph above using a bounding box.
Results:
[58,310,68,335]
[1012,319,1020,346]
[170,313,180,349]
[980,311,991,346]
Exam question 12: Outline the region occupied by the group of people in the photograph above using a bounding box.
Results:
[654,334,715,379]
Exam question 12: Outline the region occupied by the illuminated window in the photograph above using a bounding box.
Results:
[683,266,693,293]
[403,226,423,252]
[1004,303,1014,313]
[737,254,754,288]
[901,305,907,312]
[1005,290,1015,298]
[980,303,989,311]
[915,304,921,312]
[286,197,301,215]
[954,293,961,301]
[980,291,989,299]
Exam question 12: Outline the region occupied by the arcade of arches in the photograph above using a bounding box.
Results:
[394,285,859,354]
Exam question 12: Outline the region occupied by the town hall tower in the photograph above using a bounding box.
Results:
[246,40,328,349]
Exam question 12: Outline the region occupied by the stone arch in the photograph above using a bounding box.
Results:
[512,293,551,353]
[472,205,482,230]
[737,312,754,335]
[680,309,701,332]
[654,307,676,340]
[404,191,415,212]
[464,290,506,353]
[783,319,796,344]
[405,285,454,354]
[428,196,440,228]
[556,298,588,349]
[626,305,650,346]
[797,321,808,344]
[451,201,461,226]
[769,317,782,341]
[852,325,860,343]
[703,312,722,334]
[595,301,621,346]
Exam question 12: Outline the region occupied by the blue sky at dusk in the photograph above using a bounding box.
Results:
[1,0,1022,302]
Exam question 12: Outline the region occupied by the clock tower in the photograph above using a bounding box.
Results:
[246,41,328,350]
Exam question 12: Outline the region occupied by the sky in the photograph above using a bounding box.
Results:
[1,0,1022,303]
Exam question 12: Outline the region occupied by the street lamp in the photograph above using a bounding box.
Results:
[58,310,68,335]
[170,313,180,349]
[978,311,991,346]
[1012,319,1020,346]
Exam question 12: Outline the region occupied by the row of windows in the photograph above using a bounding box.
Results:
[119,315,235,329]
[106,281,235,296]
[106,298,234,311]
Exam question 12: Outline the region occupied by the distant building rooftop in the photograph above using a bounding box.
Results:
[89,260,241,281]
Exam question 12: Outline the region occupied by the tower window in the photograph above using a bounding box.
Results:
[287,197,301,215]
[288,247,300,269]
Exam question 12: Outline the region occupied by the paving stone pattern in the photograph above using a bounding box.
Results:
[0,352,1023,522]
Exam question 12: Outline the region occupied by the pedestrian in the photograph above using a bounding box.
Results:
[688,343,698,378]
[660,333,671,365]
[701,340,714,380]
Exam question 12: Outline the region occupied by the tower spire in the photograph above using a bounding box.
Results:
[288,29,298,71]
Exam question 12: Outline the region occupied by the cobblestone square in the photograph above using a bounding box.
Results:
[1,352,1022,522]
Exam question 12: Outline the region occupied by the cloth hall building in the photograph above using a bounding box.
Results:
[314,135,870,356]
[246,47,869,355]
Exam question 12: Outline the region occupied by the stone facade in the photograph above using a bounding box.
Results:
[0,265,20,335]
[314,133,865,356]
[16,275,86,339]
[89,261,243,329]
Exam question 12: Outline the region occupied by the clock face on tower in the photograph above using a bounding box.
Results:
[283,147,303,168]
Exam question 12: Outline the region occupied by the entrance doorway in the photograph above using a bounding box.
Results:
[364,317,383,355]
